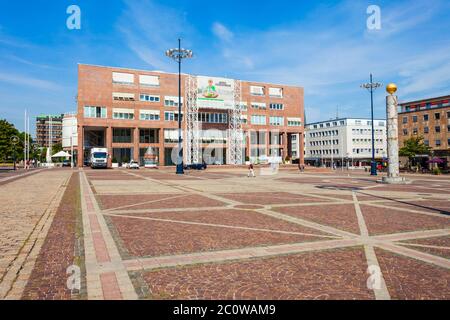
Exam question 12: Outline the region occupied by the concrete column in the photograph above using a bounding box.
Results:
[299,132,305,165]
[133,127,140,161]
[382,86,408,184]
[158,128,165,166]
[77,125,84,167]
[106,126,112,168]
[283,132,288,160]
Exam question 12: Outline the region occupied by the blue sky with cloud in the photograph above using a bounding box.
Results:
[1,0,450,133]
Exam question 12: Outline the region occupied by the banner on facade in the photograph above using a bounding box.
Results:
[197,76,235,110]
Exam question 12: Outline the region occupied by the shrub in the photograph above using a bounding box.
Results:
[432,167,442,175]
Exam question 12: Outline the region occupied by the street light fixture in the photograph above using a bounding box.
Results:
[360,74,383,176]
[165,39,193,175]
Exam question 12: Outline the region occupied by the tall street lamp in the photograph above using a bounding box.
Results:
[165,39,193,175]
[361,74,382,176]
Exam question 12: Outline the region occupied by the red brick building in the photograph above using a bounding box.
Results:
[398,95,450,166]
[77,64,305,167]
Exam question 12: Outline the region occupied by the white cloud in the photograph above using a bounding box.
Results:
[212,22,233,42]
[0,72,61,90]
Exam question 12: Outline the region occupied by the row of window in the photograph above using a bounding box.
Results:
[310,140,340,147]
[402,111,450,123]
[352,138,384,143]
[84,106,301,128]
[311,120,346,129]
[352,129,384,134]
[199,112,228,124]
[403,125,450,135]
[401,101,450,112]
[112,73,285,99]
[423,139,450,147]
[310,130,339,138]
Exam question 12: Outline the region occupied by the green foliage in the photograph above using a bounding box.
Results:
[0,119,40,162]
[432,167,442,175]
[399,136,431,159]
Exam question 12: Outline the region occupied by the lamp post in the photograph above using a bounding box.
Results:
[361,74,382,176]
[165,39,193,174]
[11,135,19,171]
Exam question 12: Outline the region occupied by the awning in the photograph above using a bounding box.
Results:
[52,151,72,158]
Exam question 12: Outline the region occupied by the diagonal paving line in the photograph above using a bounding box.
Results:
[397,243,450,251]
[124,238,363,272]
[373,228,450,242]
[103,212,341,239]
[352,192,391,301]
[361,202,450,219]
[254,208,356,239]
[102,194,188,213]
[375,242,450,270]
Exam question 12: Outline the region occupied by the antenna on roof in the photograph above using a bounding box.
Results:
[336,105,339,119]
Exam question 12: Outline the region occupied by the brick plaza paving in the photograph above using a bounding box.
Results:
[0,166,449,300]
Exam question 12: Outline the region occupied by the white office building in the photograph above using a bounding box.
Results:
[305,118,387,168]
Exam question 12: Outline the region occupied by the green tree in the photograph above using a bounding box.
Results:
[399,136,431,170]
[0,119,37,163]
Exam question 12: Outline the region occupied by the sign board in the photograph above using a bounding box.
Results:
[197,76,235,110]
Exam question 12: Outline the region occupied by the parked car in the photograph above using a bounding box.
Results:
[62,159,71,167]
[184,163,207,170]
[125,160,140,169]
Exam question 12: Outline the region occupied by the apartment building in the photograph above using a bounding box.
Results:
[76,64,305,167]
[305,118,387,167]
[35,114,63,148]
[398,94,450,164]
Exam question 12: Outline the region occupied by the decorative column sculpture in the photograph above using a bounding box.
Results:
[382,83,408,184]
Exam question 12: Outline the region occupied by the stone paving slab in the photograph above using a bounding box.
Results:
[106,215,330,259]
[133,247,374,300]
[360,205,450,235]
[274,204,361,234]
[375,248,450,299]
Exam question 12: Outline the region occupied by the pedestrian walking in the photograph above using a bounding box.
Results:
[247,163,256,178]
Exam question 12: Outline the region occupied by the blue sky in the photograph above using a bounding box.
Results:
[1,0,450,133]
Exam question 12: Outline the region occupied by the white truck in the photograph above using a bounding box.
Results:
[90,148,108,169]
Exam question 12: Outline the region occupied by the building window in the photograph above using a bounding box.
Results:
[164,96,183,107]
[448,125,450,132]
[287,118,302,127]
[268,87,283,98]
[113,92,135,101]
[269,103,284,110]
[251,115,267,125]
[435,139,441,147]
[113,128,132,143]
[424,114,429,121]
[113,109,135,120]
[269,116,284,126]
[447,111,450,118]
[424,127,429,134]
[199,112,228,124]
[140,94,160,102]
[251,102,267,110]
[424,140,429,146]
[139,129,159,143]
[403,129,408,135]
[165,111,183,122]
[140,110,160,121]
[112,72,134,85]
[250,86,265,96]
[435,126,441,133]
[84,106,106,119]
[413,128,418,135]
[435,113,441,120]
[139,75,160,87]
[402,117,408,124]
[412,116,418,123]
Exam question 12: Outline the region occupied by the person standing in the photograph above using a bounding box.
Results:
[248,163,256,178]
